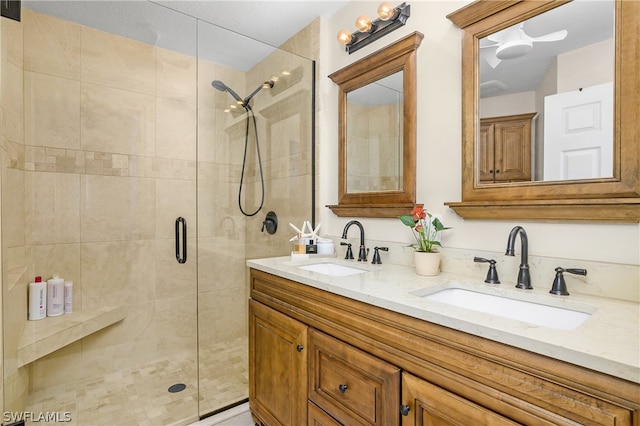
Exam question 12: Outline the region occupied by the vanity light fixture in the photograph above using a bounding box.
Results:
[337,2,410,54]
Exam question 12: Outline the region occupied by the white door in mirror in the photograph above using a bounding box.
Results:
[543,82,613,180]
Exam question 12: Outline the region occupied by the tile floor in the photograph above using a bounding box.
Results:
[24,337,248,425]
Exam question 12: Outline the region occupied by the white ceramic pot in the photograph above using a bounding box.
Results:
[413,251,441,276]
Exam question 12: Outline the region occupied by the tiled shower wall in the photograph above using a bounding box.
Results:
[4,7,204,420]
[1,10,27,412]
[1,6,317,423]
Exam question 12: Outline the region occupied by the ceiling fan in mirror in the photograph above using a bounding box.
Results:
[481,23,568,68]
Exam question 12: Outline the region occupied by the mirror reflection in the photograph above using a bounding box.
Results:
[478,0,615,183]
[346,71,403,193]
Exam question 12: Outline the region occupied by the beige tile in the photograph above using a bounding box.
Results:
[155,239,196,300]
[156,97,196,161]
[196,59,216,109]
[23,9,81,79]
[2,10,23,68]
[81,26,155,95]
[81,240,156,307]
[24,72,81,149]
[155,178,196,239]
[1,61,24,143]
[156,296,197,355]
[197,238,245,294]
[80,175,156,242]
[30,341,82,392]
[156,47,197,103]
[1,167,25,249]
[196,179,243,236]
[197,108,246,165]
[197,287,247,343]
[81,83,156,157]
[25,172,80,245]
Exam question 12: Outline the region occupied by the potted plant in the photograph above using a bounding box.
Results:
[399,206,451,275]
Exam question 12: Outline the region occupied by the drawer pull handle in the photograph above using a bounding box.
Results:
[400,405,411,416]
[296,344,304,352]
[338,384,348,393]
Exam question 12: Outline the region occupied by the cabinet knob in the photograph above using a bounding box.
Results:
[296,344,304,352]
[400,405,411,416]
[338,384,348,393]
[495,169,501,173]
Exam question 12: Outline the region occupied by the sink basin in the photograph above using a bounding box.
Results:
[297,262,367,277]
[418,288,593,330]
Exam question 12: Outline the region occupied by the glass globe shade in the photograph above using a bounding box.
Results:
[377,2,396,21]
[355,15,372,32]
[337,29,352,45]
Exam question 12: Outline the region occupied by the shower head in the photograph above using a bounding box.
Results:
[211,80,243,104]
[243,80,275,105]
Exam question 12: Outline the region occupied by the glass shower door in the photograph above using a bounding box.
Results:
[2,3,201,424]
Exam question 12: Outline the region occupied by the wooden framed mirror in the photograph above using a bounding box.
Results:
[446,0,640,222]
[327,32,423,218]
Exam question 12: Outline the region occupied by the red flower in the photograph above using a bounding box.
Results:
[411,206,426,220]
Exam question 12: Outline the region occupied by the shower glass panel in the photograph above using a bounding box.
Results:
[1,2,200,424]
[196,20,315,416]
[1,1,315,423]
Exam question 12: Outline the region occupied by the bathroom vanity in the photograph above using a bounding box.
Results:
[247,257,639,426]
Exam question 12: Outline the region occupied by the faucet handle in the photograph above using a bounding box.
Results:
[371,247,389,264]
[340,242,354,260]
[550,267,587,296]
[474,257,500,284]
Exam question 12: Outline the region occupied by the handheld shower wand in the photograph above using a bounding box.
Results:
[210,78,275,216]
[212,80,274,110]
[211,80,244,105]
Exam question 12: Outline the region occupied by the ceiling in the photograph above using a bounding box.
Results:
[479,0,614,98]
[22,0,348,70]
[21,0,615,92]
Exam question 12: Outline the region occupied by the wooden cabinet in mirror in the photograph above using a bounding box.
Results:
[446,0,640,222]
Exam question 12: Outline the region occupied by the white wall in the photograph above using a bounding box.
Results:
[319,1,639,266]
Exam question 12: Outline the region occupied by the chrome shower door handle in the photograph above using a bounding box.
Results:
[175,217,187,264]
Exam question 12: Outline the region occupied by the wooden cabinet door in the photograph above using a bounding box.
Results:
[309,329,401,426]
[494,118,531,182]
[480,113,535,182]
[401,373,518,426]
[249,299,308,426]
[479,122,495,182]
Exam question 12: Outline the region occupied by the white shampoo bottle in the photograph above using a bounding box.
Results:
[64,280,73,314]
[28,276,47,320]
[46,276,65,317]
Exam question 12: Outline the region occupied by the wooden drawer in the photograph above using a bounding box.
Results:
[309,329,401,426]
[309,401,343,426]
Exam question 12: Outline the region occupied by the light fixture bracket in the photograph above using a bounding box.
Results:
[345,2,410,54]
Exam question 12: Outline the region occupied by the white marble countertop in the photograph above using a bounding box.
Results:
[248,256,640,384]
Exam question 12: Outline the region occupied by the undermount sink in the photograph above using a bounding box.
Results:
[417,287,593,330]
[297,262,368,277]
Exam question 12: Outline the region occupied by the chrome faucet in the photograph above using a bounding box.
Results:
[505,226,532,289]
[342,220,367,262]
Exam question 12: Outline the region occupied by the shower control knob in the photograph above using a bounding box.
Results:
[261,211,278,234]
